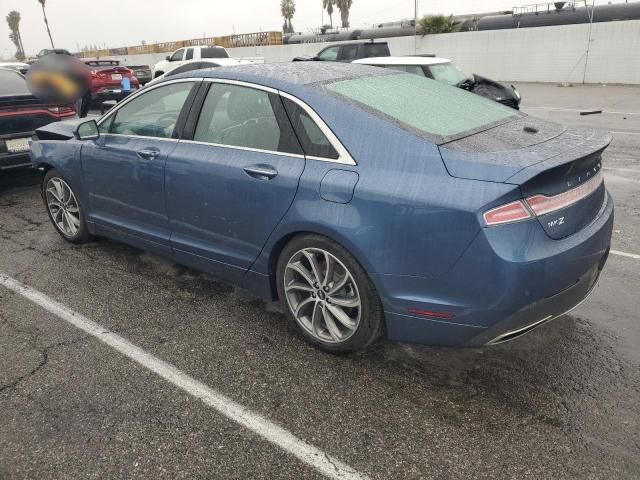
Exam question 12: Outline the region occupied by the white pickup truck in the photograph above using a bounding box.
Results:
[152,45,230,78]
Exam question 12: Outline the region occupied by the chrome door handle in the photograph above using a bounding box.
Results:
[243,165,278,180]
[137,148,160,160]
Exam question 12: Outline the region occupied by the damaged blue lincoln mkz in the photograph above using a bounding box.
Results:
[30,62,613,352]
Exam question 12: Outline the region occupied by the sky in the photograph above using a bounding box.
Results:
[1,0,614,58]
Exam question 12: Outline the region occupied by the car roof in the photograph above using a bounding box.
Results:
[179,58,251,66]
[169,62,392,91]
[354,56,451,66]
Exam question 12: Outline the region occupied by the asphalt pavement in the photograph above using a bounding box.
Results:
[0,83,639,479]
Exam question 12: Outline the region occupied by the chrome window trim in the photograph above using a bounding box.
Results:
[278,91,356,166]
[101,133,179,143]
[179,138,306,159]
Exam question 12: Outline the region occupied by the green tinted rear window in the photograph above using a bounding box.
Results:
[325,73,519,141]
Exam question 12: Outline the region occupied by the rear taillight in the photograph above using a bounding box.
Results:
[483,200,532,226]
[483,171,604,226]
[525,171,603,216]
[48,106,76,116]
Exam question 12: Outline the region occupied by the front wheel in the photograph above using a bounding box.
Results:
[277,234,384,353]
[42,169,93,244]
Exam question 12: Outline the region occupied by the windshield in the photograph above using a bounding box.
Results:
[325,72,520,142]
[428,62,468,86]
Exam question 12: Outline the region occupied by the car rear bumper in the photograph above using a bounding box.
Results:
[93,90,135,102]
[376,191,614,347]
[0,132,35,170]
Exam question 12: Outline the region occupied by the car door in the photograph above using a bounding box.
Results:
[82,80,198,253]
[165,81,306,282]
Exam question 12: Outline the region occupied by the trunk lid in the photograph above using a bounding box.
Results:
[0,94,60,135]
[439,116,611,239]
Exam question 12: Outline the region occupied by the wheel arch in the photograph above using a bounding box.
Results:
[263,227,380,302]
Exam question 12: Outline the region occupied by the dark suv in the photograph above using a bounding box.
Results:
[293,41,390,62]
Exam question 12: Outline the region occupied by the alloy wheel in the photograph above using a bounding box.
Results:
[283,247,362,344]
[45,177,81,238]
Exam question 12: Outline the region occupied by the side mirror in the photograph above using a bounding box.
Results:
[166,55,171,61]
[75,120,100,140]
[313,56,321,61]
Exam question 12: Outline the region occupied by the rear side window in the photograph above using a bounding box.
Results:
[340,45,360,61]
[0,69,29,95]
[326,72,519,142]
[110,82,194,138]
[201,47,229,59]
[185,48,194,60]
[364,43,389,58]
[282,97,339,160]
[194,83,302,155]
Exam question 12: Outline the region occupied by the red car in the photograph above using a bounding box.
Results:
[83,58,139,104]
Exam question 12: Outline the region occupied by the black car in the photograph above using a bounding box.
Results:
[293,41,390,62]
[0,68,76,171]
[125,64,152,85]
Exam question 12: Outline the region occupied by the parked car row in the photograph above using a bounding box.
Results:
[27,62,612,354]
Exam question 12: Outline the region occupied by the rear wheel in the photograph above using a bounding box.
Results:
[42,169,92,244]
[277,234,384,353]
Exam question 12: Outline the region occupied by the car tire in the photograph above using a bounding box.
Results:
[276,234,384,353]
[42,169,93,244]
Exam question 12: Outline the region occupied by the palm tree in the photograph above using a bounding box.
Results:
[280,0,296,34]
[38,0,55,48]
[322,0,335,29]
[6,11,25,60]
[335,0,353,28]
[417,14,459,35]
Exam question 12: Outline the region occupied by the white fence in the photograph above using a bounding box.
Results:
[112,20,640,84]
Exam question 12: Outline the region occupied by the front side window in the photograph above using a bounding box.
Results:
[110,82,194,138]
[325,72,520,142]
[170,49,184,62]
[318,46,339,61]
[194,83,302,154]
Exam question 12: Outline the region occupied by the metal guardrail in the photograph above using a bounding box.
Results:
[513,1,576,16]
[79,31,283,58]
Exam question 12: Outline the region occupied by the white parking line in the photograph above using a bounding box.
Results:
[0,273,369,480]
[611,250,640,260]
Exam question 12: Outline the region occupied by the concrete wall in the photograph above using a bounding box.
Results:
[113,20,640,84]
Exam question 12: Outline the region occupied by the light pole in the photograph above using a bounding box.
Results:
[414,0,419,54]
[582,0,595,83]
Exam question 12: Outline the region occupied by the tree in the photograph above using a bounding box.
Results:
[417,14,459,35]
[280,0,296,34]
[323,0,335,29]
[335,0,353,28]
[6,11,25,60]
[38,0,55,48]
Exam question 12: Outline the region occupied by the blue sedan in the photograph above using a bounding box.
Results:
[30,63,613,352]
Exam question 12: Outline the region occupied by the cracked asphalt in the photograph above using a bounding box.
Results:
[1,83,639,479]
